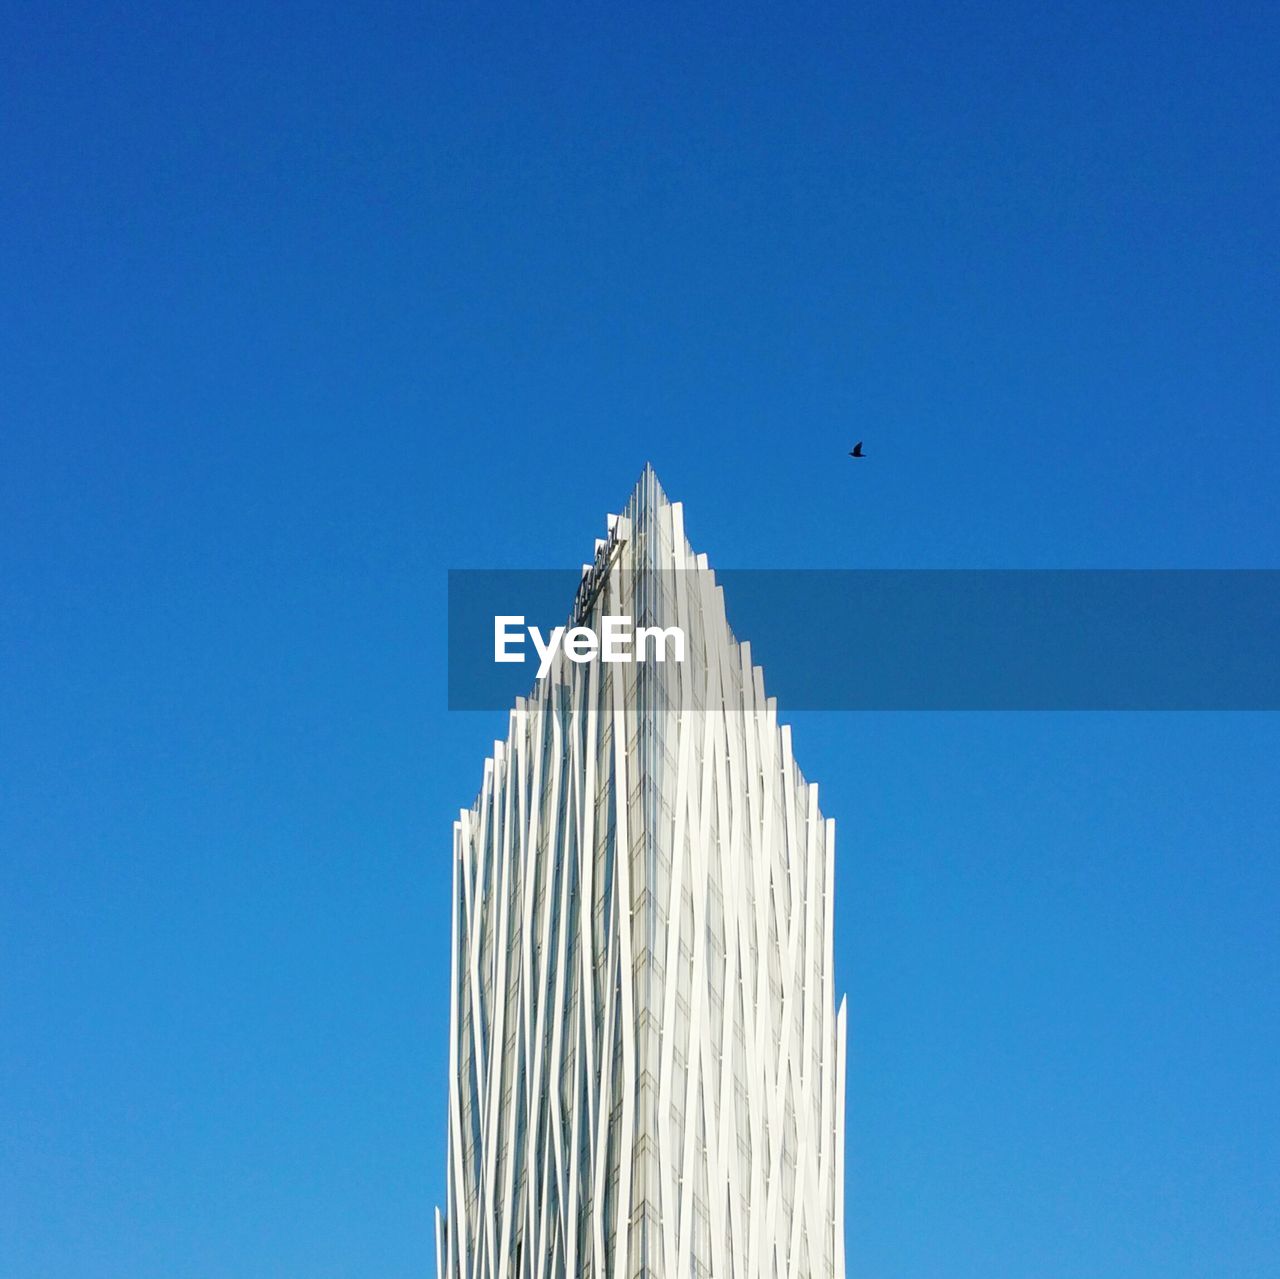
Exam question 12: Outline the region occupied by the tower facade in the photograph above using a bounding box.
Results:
[438,468,847,1279]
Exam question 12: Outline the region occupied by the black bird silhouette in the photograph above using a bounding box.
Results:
[848,441,865,458]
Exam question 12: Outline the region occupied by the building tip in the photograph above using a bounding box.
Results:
[634,461,669,503]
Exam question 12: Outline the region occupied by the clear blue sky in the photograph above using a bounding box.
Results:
[2,3,1277,1276]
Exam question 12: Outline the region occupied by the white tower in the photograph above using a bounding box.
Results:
[438,466,847,1279]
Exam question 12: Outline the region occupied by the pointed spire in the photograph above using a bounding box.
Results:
[640,461,668,502]
[624,462,670,530]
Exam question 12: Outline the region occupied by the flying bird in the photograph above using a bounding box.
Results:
[848,441,865,458]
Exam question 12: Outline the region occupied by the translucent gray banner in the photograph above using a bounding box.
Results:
[448,570,1280,711]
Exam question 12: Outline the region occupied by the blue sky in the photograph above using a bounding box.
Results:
[2,2,1277,1276]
